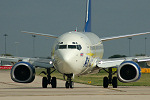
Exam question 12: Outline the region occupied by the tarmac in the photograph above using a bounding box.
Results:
[0,70,150,100]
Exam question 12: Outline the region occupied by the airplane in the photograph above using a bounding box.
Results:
[1,0,150,88]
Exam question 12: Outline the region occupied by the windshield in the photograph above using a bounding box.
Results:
[77,45,82,50]
[56,45,82,50]
[68,45,76,49]
[59,45,67,49]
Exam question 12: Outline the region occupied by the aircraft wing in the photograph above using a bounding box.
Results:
[0,56,53,68]
[30,58,53,68]
[22,31,58,38]
[101,32,150,41]
[0,56,21,63]
[96,56,150,68]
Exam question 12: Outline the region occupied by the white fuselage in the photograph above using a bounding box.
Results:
[51,31,104,75]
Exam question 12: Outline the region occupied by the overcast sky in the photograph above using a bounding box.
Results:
[1,0,150,58]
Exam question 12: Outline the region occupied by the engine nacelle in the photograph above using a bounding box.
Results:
[11,62,35,83]
[117,61,141,83]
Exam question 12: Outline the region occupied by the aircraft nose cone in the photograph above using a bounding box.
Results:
[56,50,77,74]
[59,50,74,65]
[60,52,73,63]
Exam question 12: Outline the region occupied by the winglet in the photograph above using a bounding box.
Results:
[84,0,91,32]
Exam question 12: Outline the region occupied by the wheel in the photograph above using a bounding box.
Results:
[65,81,69,88]
[42,77,48,88]
[70,81,74,88]
[51,77,57,88]
[103,77,109,88]
[112,77,118,88]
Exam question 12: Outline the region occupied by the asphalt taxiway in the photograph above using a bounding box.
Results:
[0,70,150,100]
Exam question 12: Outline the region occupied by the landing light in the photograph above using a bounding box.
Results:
[49,61,53,64]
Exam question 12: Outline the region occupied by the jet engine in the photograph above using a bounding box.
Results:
[117,61,141,83]
[11,62,35,83]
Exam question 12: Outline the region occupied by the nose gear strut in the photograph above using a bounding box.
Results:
[65,74,74,88]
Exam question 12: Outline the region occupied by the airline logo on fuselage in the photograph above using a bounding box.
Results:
[83,57,89,67]
[80,53,84,57]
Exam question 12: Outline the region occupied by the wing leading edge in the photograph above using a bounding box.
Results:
[101,32,150,41]
[0,56,53,68]
[96,56,150,68]
[22,31,58,38]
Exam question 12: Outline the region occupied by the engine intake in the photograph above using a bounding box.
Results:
[11,62,35,83]
[117,61,141,83]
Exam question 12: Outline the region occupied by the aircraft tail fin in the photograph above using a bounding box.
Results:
[84,0,91,32]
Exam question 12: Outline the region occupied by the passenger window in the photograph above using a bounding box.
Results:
[77,45,82,50]
[68,45,76,49]
[59,45,67,49]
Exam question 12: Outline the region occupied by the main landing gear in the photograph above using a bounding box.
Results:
[65,74,74,88]
[103,68,118,88]
[40,68,57,88]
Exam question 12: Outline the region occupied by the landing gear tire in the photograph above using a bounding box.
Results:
[65,81,74,88]
[65,74,73,89]
[112,77,117,88]
[103,77,109,88]
[70,81,74,88]
[51,77,57,88]
[42,77,48,88]
[65,81,69,88]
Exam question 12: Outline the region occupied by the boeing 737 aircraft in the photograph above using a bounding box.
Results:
[1,0,150,88]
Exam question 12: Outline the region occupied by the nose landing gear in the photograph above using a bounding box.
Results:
[65,74,74,88]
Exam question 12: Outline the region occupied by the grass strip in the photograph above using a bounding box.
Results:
[36,68,150,86]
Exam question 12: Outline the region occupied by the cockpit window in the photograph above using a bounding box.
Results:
[77,45,82,50]
[68,45,76,49]
[56,44,82,50]
[59,45,67,49]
